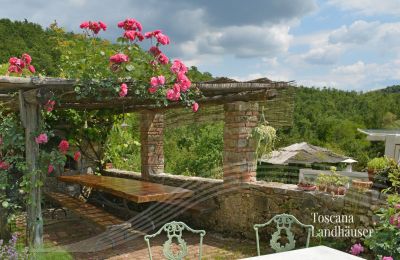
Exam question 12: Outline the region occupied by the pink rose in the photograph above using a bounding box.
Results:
[170,59,188,74]
[177,72,191,92]
[99,21,107,31]
[28,65,35,73]
[48,164,54,174]
[192,102,199,112]
[89,21,101,34]
[149,46,161,56]
[119,83,128,97]
[8,65,21,74]
[80,21,90,29]
[35,133,48,144]
[58,140,69,154]
[118,18,142,31]
[110,53,129,64]
[150,75,165,87]
[73,151,81,161]
[44,100,56,112]
[155,33,170,45]
[158,53,169,65]
[22,53,32,64]
[382,257,393,260]
[0,161,9,170]
[166,87,181,101]
[350,243,364,256]
[9,57,19,65]
[124,30,136,41]
[148,86,158,94]
[145,30,162,39]
[150,77,159,87]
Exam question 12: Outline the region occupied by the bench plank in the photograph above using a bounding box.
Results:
[45,192,124,229]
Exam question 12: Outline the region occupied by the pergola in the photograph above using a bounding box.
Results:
[0,76,294,248]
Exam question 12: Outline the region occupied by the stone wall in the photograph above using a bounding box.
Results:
[104,169,385,243]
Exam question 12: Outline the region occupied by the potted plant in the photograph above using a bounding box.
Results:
[334,174,349,195]
[297,177,317,191]
[316,173,329,192]
[367,157,389,181]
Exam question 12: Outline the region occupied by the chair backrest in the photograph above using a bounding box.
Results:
[253,213,314,255]
[144,221,206,260]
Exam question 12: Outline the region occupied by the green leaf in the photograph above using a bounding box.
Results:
[2,201,9,208]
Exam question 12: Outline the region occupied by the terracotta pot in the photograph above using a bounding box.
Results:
[337,186,347,195]
[317,185,326,192]
[367,169,376,181]
[327,185,337,194]
[297,184,317,191]
[352,179,373,190]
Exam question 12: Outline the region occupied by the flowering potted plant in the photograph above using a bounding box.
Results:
[297,177,317,191]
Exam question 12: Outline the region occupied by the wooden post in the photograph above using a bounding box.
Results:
[19,90,43,248]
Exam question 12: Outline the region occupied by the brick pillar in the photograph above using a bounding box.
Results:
[140,110,164,179]
[223,102,259,183]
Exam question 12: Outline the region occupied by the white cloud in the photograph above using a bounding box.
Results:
[329,20,379,44]
[329,0,400,16]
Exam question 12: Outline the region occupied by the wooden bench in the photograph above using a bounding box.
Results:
[45,191,125,230]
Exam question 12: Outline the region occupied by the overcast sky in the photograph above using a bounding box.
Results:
[1,0,400,90]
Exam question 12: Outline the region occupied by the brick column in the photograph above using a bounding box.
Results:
[140,110,164,179]
[223,102,259,183]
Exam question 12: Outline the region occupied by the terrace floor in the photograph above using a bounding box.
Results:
[29,209,257,259]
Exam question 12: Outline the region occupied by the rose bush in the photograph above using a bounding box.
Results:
[55,18,200,111]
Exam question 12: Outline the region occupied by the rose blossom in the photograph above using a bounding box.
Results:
[148,87,158,94]
[28,65,35,73]
[155,32,170,45]
[80,21,89,29]
[144,30,161,38]
[99,21,107,30]
[149,46,161,56]
[192,102,199,112]
[0,161,9,170]
[119,83,128,97]
[158,53,169,65]
[35,133,48,144]
[117,18,142,31]
[74,151,81,161]
[44,100,56,112]
[166,87,181,101]
[170,59,188,74]
[350,243,364,256]
[176,72,191,92]
[150,75,165,87]
[58,140,69,154]
[21,53,32,64]
[110,53,129,64]
[48,164,54,174]
[382,257,393,260]
[8,65,21,74]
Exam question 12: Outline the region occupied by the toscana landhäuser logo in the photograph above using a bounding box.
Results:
[312,213,374,238]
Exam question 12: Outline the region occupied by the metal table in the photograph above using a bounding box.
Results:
[241,246,364,260]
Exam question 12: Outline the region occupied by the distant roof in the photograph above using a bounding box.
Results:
[259,142,353,165]
[358,129,400,136]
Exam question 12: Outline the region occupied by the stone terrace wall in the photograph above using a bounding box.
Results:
[103,170,385,242]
